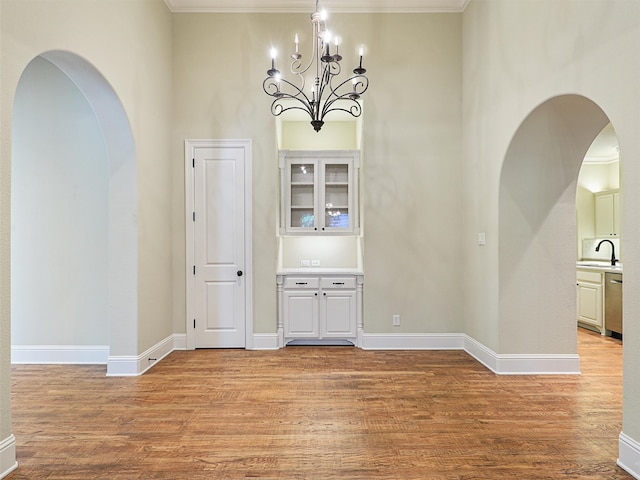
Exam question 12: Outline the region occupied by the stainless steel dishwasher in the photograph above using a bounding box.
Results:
[605,272,622,336]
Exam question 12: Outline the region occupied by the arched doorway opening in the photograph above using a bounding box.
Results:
[11,51,138,372]
[498,94,610,356]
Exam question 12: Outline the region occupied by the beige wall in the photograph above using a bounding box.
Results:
[172,12,280,334]
[12,57,109,346]
[0,0,173,444]
[462,0,640,442]
[2,0,640,472]
[172,12,464,335]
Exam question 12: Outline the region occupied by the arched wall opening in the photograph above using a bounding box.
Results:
[498,94,610,356]
[11,51,138,370]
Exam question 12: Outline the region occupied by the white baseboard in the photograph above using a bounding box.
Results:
[11,345,109,364]
[463,335,580,374]
[11,333,580,376]
[252,333,280,350]
[618,432,640,479]
[356,333,579,375]
[173,333,187,350]
[361,333,465,350]
[0,435,17,479]
[106,334,179,377]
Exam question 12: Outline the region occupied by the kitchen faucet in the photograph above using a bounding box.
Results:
[596,239,618,266]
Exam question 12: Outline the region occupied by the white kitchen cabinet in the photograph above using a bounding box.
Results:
[277,274,363,345]
[595,190,620,237]
[577,269,604,335]
[279,150,360,235]
[283,289,319,338]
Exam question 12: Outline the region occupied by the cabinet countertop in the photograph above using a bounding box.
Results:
[577,262,623,274]
[277,268,364,275]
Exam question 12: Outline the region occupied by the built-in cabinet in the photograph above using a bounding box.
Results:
[577,269,604,335]
[277,274,363,345]
[595,190,620,237]
[279,150,360,235]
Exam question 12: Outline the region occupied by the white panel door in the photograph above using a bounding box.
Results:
[193,145,246,348]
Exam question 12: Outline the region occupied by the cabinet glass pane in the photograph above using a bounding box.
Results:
[325,185,348,207]
[324,164,348,183]
[325,209,349,228]
[291,185,314,207]
[291,163,314,183]
[291,209,315,228]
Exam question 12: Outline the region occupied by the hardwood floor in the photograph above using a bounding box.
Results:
[8,329,631,479]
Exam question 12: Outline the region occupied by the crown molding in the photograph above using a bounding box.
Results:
[164,0,470,13]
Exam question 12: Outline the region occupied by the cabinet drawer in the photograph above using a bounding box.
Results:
[320,277,356,289]
[284,277,320,289]
[577,270,603,284]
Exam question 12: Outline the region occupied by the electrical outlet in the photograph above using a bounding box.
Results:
[311,260,321,266]
[393,314,400,326]
[300,259,311,267]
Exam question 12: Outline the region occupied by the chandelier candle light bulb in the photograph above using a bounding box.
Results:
[268,47,280,77]
[262,0,369,132]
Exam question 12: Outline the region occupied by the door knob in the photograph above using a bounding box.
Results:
[237,270,243,277]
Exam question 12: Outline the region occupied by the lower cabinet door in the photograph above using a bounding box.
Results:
[577,282,603,330]
[321,290,356,338]
[284,291,319,338]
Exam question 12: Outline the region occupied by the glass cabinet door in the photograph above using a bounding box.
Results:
[323,163,350,230]
[280,150,359,235]
[289,162,316,230]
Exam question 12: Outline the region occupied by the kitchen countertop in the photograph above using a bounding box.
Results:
[576,261,623,273]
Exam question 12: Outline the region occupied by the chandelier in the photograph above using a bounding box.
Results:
[262,1,369,132]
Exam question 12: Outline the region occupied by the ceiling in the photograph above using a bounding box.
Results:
[584,123,619,164]
[164,0,470,13]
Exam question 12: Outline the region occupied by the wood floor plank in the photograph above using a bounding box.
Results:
[8,328,632,479]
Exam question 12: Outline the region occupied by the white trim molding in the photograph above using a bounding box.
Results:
[11,345,109,364]
[0,435,17,479]
[164,0,470,13]
[106,334,180,377]
[618,432,640,479]
[464,335,580,375]
[356,333,580,375]
[252,333,280,350]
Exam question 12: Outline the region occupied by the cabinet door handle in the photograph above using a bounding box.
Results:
[610,279,623,284]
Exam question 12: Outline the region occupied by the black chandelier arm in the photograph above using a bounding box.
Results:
[262,77,318,120]
[262,75,313,105]
[320,94,364,121]
[325,74,369,104]
[270,97,316,118]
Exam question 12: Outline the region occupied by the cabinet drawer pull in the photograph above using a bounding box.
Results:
[332,282,345,285]
[295,282,308,285]
[610,279,623,284]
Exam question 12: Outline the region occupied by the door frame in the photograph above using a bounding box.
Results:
[185,139,253,350]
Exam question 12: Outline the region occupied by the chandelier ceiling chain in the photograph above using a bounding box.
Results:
[262,0,369,132]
